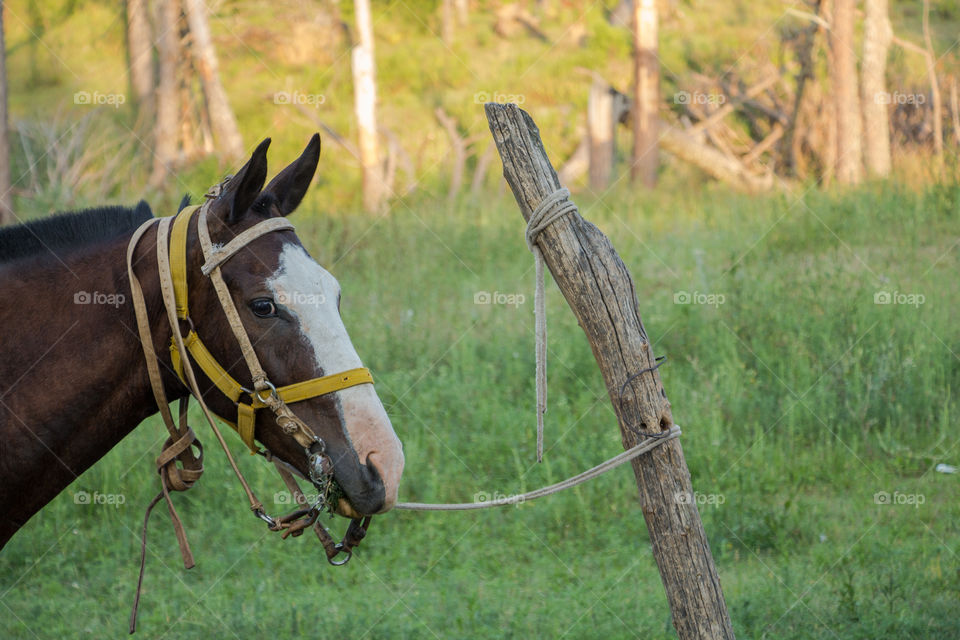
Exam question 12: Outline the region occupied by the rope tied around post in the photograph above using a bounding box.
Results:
[525,187,579,462]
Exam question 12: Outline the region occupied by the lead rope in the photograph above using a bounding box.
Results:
[395,187,679,511]
[395,426,679,510]
[524,188,578,462]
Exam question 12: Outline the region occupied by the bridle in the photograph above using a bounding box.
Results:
[125,182,374,631]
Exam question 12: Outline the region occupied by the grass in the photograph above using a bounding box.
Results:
[3,179,959,639]
[2,0,960,637]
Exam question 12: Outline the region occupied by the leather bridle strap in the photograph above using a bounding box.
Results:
[200,216,295,275]
[165,204,373,453]
[126,192,375,632]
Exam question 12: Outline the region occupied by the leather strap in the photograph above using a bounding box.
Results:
[126,194,376,632]
[170,204,195,319]
[201,217,295,275]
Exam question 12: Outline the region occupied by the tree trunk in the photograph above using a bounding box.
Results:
[149,0,180,188]
[435,107,465,206]
[631,0,658,187]
[441,0,454,45]
[861,0,892,176]
[182,0,244,160]
[486,102,736,640]
[781,1,821,177]
[951,77,960,147]
[0,0,13,225]
[353,0,385,212]
[830,0,863,184]
[588,78,615,190]
[126,0,154,108]
[454,0,468,26]
[922,0,942,157]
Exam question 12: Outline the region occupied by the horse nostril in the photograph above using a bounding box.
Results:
[365,449,403,512]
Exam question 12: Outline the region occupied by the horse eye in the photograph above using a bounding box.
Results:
[250,298,278,318]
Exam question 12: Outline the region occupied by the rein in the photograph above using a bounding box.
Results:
[125,183,373,633]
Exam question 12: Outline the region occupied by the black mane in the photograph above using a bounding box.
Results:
[0,201,154,265]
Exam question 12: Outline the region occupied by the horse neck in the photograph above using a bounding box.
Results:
[0,226,182,544]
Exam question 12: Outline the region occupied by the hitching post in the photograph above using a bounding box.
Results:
[485,103,735,639]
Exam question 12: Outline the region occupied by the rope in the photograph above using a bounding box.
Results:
[394,425,680,511]
[524,187,579,462]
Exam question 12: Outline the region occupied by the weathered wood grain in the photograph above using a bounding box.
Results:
[485,103,735,640]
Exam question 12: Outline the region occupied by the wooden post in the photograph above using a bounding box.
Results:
[485,103,735,640]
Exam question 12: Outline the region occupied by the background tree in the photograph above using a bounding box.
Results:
[861,0,892,177]
[353,0,385,212]
[0,0,13,225]
[441,0,454,46]
[149,0,180,187]
[921,0,943,157]
[183,0,243,160]
[631,0,658,187]
[830,0,863,184]
[126,0,154,108]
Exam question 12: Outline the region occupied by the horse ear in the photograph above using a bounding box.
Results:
[262,133,321,216]
[222,138,270,224]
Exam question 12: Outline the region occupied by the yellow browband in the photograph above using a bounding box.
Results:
[167,205,373,453]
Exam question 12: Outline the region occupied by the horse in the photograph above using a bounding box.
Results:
[0,135,405,556]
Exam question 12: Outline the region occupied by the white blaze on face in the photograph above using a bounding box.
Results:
[266,244,403,511]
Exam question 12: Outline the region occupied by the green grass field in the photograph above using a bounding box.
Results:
[3,180,959,638]
[3,0,960,637]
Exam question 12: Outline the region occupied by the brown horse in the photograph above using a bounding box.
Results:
[0,135,404,549]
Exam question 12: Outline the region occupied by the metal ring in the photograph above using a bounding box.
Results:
[327,545,353,566]
[254,509,277,528]
[254,380,279,403]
